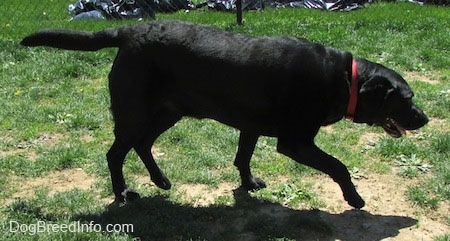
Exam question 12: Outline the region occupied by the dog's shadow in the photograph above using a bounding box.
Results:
[76,189,417,241]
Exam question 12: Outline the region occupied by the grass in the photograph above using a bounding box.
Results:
[1,1,449,240]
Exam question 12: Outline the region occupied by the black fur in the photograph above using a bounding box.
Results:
[21,20,428,208]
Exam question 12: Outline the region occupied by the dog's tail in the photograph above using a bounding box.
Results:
[20,28,121,51]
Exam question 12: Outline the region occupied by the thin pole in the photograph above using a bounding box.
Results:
[236,0,242,25]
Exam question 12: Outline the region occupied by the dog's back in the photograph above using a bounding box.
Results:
[20,20,229,52]
[20,20,318,62]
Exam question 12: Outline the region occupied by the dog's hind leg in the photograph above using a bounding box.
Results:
[234,132,266,191]
[133,110,181,190]
[107,140,139,203]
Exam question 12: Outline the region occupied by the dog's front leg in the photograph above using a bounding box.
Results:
[234,132,266,190]
[277,137,365,209]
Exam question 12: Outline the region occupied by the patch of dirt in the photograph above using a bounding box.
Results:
[428,118,448,129]
[36,132,65,146]
[5,165,448,240]
[0,132,64,161]
[162,172,448,240]
[4,131,448,240]
[4,168,97,205]
[405,72,440,85]
[177,183,235,207]
[357,132,382,148]
[306,173,449,241]
[321,125,334,133]
[129,156,448,240]
[80,133,95,143]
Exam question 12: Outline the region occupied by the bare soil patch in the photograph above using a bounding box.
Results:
[4,168,96,206]
[307,173,449,241]
[4,166,448,240]
[177,183,235,207]
[133,172,449,240]
[405,72,440,85]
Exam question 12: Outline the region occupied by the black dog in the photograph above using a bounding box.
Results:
[21,20,428,208]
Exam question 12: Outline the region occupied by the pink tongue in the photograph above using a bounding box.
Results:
[396,123,407,135]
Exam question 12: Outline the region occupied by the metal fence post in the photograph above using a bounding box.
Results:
[236,0,243,25]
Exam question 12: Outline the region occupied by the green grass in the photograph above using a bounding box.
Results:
[1,1,449,240]
[435,235,450,241]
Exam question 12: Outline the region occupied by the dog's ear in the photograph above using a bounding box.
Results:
[360,76,395,100]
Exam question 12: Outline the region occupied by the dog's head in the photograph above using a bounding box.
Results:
[353,59,429,138]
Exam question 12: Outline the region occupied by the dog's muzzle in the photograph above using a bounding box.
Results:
[381,105,429,138]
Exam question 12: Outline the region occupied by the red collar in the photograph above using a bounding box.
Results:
[346,59,358,121]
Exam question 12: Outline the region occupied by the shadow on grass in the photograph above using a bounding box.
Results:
[76,189,417,241]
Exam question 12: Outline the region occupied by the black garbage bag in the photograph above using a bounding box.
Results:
[150,0,196,12]
[68,0,194,21]
[68,0,156,20]
[201,0,366,11]
[203,0,264,11]
[268,0,365,11]
[407,0,449,5]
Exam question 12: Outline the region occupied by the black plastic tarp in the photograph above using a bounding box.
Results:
[68,0,365,20]
[203,0,449,11]
[68,0,194,20]
[68,0,448,20]
[408,0,449,5]
[204,0,366,11]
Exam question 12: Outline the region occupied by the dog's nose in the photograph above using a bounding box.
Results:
[412,105,429,128]
[421,113,429,126]
[423,114,429,124]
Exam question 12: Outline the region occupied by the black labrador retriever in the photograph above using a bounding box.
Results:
[21,20,428,209]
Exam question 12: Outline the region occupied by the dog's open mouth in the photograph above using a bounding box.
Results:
[382,118,406,138]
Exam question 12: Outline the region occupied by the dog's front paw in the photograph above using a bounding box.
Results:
[344,191,365,209]
[242,176,266,191]
[152,174,172,190]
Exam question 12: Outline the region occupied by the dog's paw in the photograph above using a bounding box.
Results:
[242,176,266,191]
[345,192,365,209]
[152,175,172,190]
[122,188,141,203]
